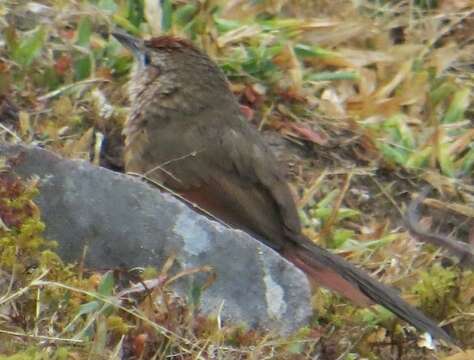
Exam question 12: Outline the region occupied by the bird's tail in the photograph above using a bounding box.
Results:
[283,235,453,343]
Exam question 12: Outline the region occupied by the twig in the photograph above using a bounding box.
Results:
[320,172,352,239]
[0,123,21,142]
[37,78,110,101]
[405,186,474,268]
[126,171,231,228]
[0,328,84,344]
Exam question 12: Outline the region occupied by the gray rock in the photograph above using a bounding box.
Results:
[0,144,312,334]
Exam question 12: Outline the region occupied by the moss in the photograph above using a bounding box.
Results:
[0,173,50,273]
[0,347,70,360]
[106,315,130,335]
[142,266,158,279]
[0,348,39,360]
[412,264,457,319]
[0,172,79,351]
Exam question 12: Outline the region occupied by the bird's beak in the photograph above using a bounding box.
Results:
[112,31,146,65]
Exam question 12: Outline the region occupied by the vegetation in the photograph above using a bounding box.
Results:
[0,0,473,358]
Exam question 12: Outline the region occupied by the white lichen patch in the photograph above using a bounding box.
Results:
[174,212,210,256]
[260,248,286,319]
[263,274,286,319]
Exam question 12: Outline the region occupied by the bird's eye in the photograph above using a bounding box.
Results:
[143,53,151,66]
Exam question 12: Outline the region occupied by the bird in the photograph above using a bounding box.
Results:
[112,31,452,342]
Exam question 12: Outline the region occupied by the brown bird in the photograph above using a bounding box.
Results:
[113,31,452,342]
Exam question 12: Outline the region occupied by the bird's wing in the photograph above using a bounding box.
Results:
[155,118,302,250]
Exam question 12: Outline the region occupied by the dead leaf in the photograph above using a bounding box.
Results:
[375,60,412,99]
[286,122,329,145]
[338,48,394,67]
[439,0,473,11]
[18,111,31,139]
[144,0,162,36]
[54,54,72,75]
[132,333,148,357]
[217,25,261,47]
[239,104,254,120]
[273,43,303,93]
[320,88,346,117]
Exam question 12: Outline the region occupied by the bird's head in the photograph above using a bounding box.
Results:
[112,31,232,110]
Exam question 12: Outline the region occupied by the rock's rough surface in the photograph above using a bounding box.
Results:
[0,144,312,334]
